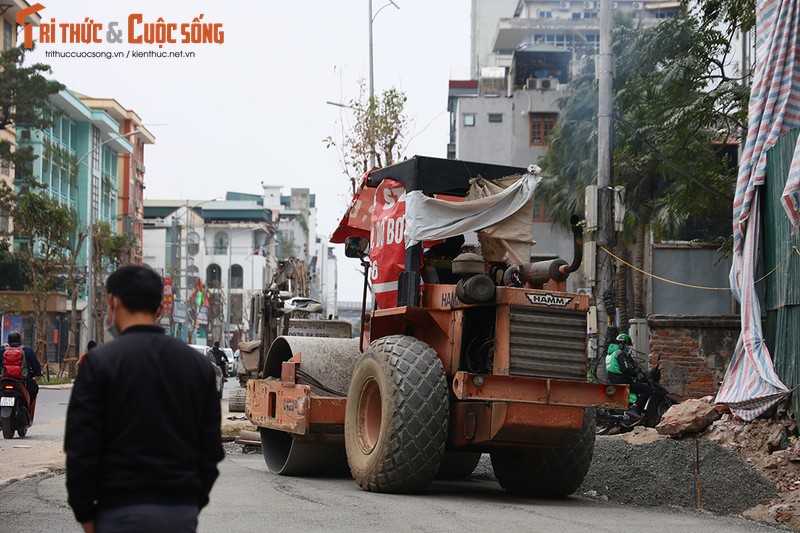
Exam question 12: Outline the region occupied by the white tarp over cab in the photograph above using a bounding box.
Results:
[404,170,541,265]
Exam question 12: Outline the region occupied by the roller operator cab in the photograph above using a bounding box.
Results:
[246,156,629,496]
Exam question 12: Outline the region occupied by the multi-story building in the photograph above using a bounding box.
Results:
[450,0,681,287]
[471,0,519,77]
[17,89,133,264]
[143,198,275,347]
[77,95,155,264]
[8,88,133,358]
[312,236,338,319]
[456,0,680,165]
[0,1,41,235]
[262,185,317,263]
[143,186,331,346]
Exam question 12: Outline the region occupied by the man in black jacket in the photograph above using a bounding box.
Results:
[210,341,228,378]
[65,265,224,533]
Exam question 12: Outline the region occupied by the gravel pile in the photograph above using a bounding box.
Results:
[468,436,776,516]
[579,436,778,514]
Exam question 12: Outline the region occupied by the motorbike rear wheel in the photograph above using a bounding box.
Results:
[1,417,14,439]
[17,426,26,437]
[594,409,616,435]
[650,399,673,427]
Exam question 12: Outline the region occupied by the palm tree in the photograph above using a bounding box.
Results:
[538,11,743,330]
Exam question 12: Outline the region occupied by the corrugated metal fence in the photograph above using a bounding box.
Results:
[765,127,800,417]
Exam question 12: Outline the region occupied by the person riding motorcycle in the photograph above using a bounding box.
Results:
[0,331,42,419]
[605,333,653,419]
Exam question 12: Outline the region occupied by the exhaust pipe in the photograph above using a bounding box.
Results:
[503,215,583,287]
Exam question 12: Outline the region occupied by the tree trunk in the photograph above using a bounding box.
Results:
[632,223,646,319]
[613,241,629,331]
[92,239,106,343]
[32,293,49,380]
[66,233,87,377]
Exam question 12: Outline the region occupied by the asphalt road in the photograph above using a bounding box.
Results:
[0,386,786,533]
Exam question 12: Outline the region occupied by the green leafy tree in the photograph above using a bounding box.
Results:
[538,9,748,324]
[0,186,75,369]
[0,240,30,289]
[324,81,409,193]
[0,45,65,179]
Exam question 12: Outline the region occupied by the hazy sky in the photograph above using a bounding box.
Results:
[28,1,472,299]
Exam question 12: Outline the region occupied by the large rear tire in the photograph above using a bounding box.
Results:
[345,335,448,493]
[1,417,14,439]
[491,409,596,498]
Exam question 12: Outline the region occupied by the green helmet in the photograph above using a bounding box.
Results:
[616,333,631,344]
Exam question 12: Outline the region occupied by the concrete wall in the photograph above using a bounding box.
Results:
[510,89,560,166]
[648,315,740,399]
[454,88,560,166]
[650,245,735,315]
[141,226,167,273]
[456,97,514,163]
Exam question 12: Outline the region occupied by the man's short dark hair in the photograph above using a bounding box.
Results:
[213,341,219,348]
[7,331,21,344]
[106,265,163,314]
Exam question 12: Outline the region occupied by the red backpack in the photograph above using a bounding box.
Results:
[2,346,29,380]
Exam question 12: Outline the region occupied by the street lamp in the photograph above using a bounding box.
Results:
[367,0,399,169]
[76,124,163,342]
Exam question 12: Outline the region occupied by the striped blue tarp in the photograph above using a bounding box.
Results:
[715,0,800,420]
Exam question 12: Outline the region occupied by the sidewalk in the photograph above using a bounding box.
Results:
[0,385,249,488]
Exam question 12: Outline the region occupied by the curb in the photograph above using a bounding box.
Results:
[39,383,74,390]
[0,465,65,491]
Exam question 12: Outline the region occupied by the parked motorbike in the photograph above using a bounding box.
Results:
[0,378,33,439]
[595,356,680,435]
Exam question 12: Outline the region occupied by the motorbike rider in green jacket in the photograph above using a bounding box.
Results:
[605,333,653,419]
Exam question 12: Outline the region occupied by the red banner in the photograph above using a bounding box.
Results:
[162,277,174,313]
[370,179,407,309]
[330,172,376,244]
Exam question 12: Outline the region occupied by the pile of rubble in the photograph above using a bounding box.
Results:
[705,411,800,529]
[581,397,800,530]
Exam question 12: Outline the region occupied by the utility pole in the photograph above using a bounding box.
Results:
[596,0,615,348]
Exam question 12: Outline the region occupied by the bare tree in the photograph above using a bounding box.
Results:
[324,81,409,194]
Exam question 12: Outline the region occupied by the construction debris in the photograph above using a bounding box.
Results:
[656,397,721,437]
[705,414,800,530]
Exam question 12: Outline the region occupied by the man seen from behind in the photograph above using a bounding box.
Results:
[65,265,224,533]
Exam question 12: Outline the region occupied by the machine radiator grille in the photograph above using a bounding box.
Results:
[508,306,587,380]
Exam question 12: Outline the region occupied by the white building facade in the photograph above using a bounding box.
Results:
[142,200,272,347]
